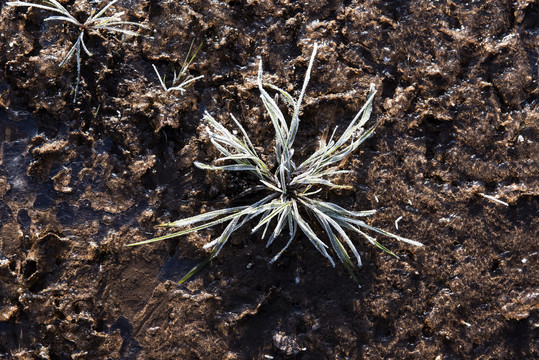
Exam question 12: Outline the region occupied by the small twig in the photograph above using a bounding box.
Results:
[479,193,509,206]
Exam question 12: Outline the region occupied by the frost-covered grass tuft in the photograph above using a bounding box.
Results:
[152,40,204,94]
[8,0,148,102]
[128,43,423,283]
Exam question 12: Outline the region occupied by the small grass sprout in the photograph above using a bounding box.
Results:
[128,43,423,283]
[152,40,204,94]
[7,0,149,102]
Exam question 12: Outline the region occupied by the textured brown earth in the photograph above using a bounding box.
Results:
[0,0,538,359]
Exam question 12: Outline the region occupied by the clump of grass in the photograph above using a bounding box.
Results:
[128,43,423,283]
[7,0,149,102]
[152,40,204,94]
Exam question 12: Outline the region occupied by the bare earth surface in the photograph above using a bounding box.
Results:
[0,0,538,359]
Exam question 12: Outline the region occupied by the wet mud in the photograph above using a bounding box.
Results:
[0,0,537,359]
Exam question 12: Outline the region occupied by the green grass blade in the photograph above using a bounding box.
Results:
[264,83,296,108]
[160,206,248,228]
[291,200,334,266]
[251,201,291,234]
[43,15,79,26]
[269,212,297,263]
[152,64,167,91]
[89,0,118,22]
[8,1,70,16]
[194,162,258,172]
[288,42,317,149]
[177,256,212,284]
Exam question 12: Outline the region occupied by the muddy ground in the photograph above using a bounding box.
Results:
[0,0,537,359]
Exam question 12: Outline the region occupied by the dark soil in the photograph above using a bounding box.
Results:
[0,0,537,359]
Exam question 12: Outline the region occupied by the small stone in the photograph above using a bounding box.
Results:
[0,305,18,321]
[272,331,303,356]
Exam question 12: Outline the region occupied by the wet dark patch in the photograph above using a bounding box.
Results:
[56,201,75,226]
[111,317,141,360]
[33,189,54,209]
[0,201,12,226]
[157,255,198,283]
